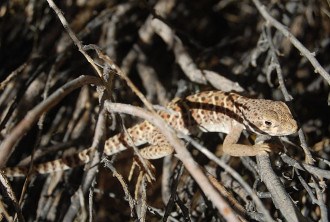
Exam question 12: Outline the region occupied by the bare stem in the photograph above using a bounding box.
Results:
[104,101,240,222]
[0,75,102,167]
[252,0,330,85]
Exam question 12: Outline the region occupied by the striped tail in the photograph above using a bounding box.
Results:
[3,121,152,177]
[2,147,95,177]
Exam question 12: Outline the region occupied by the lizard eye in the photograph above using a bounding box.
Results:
[264,121,272,126]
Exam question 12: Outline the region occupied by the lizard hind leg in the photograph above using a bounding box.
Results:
[139,130,174,160]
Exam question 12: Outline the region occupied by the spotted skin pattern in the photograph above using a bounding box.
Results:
[3,91,298,176]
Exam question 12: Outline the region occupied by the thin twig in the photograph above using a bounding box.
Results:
[62,105,107,221]
[46,0,103,78]
[0,75,102,167]
[87,46,159,179]
[263,25,314,165]
[281,154,330,179]
[256,151,307,222]
[103,158,137,218]
[313,177,328,222]
[264,26,292,101]
[180,133,274,222]
[255,4,315,165]
[163,162,184,221]
[252,0,330,85]
[150,18,244,92]
[0,62,27,91]
[87,45,157,114]
[0,172,24,222]
[294,169,317,203]
[103,101,240,222]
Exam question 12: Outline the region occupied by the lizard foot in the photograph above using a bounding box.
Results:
[252,143,271,155]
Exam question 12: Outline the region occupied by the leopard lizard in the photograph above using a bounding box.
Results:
[3,91,298,176]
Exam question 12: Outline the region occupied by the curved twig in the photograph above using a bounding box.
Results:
[104,101,240,222]
[252,0,330,85]
[0,75,102,167]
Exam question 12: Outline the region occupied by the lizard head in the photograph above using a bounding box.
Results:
[242,100,298,136]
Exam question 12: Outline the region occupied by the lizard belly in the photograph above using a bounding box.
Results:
[198,120,245,134]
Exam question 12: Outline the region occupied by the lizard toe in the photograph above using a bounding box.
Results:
[253,143,271,154]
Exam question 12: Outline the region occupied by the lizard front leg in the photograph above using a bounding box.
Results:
[222,125,271,157]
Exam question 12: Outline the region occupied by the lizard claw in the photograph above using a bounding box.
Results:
[253,143,271,155]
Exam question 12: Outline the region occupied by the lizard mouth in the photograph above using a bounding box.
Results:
[271,122,298,136]
[287,120,299,135]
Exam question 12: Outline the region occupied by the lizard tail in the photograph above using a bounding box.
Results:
[2,147,95,177]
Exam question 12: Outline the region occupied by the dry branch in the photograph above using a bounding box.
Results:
[1,1,328,221]
[252,0,330,85]
[150,18,244,92]
[104,101,240,222]
[46,0,103,79]
[0,75,102,167]
[62,106,108,221]
[256,154,306,222]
